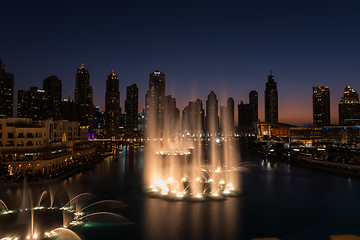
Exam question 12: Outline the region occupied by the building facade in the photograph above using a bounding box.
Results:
[313,86,330,127]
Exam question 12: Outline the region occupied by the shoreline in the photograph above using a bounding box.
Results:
[242,148,360,178]
[0,156,104,187]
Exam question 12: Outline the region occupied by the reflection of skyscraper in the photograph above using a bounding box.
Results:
[105,70,120,136]
[0,58,14,117]
[265,70,278,123]
[43,75,62,120]
[339,85,360,125]
[75,63,93,129]
[125,84,138,133]
[205,91,219,134]
[313,86,330,127]
[145,70,165,136]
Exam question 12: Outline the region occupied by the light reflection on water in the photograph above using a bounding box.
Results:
[2,148,360,239]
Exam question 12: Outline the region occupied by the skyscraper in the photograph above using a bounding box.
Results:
[313,86,330,127]
[227,97,234,132]
[249,90,258,123]
[238,90,258,128]
[43,75,62,120]
[205,91,219,134]
[163,95,180,136]
[125,84,138,133]
[0,58,14,117]
[265,70,278,123]
[75,63,93,129]
[145,70,165,136]
[105,70,120,137]
[182,99,204,135]
[238,101,251,127]
[220,98,234,133]
[339,85,360,125]
[17,87,48,120]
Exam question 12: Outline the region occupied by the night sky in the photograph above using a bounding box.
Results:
[2,0,360,126]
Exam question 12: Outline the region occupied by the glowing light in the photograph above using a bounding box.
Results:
[27,236,30,240]
[224,189,230,194]
[195,177,200,182]
[176,192,184,198]
[33,233,38,239]
[161,191,168,195]
[150,185,155,189]
[196,194,202,198]
[152,188,158,192]
[208,179,213,183]
[219,180,225,184]
[181,178,186,182]
[212,193,219,197]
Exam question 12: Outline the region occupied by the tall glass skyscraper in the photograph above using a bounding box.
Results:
[265,70,278,123]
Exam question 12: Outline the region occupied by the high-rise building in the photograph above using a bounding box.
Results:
[62,98,76,121]
[339,85,360,125]
[145,70,165,136]
[75,63,93,129]
[0,58,14,117]
[205,91,219,134]
[105,70,120,137]
[94,105,105,138]
[17,87,48,120]
[313,86,330,127]
[265,70,278,123]
[17,89,25,118]
[226,98,234,132]
[238,101,251,127]
[238,90,258,129]
[125,84,138,133]
[220,98,234,133]
[163,95,180,136]
[43,75,62,120]
[249,90,258,123]
[182,99,204,135]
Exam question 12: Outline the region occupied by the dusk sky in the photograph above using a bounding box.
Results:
[1,0,360,126]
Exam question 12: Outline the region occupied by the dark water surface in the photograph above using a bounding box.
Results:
[1,146,360,240]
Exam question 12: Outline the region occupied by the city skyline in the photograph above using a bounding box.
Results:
[2,1,360,126]
[6,60,360,127]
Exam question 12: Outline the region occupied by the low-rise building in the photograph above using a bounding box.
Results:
[0,117,97,177]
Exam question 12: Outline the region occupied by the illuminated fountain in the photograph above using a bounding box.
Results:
[0,181,131,240]
[143,96,246,201]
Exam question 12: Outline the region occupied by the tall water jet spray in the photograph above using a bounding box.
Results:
[143,87,245,201]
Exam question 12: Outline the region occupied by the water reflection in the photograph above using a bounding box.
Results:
[3,147,360,239]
